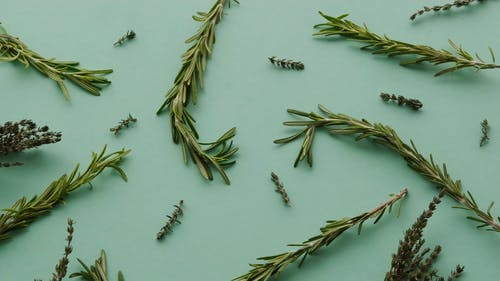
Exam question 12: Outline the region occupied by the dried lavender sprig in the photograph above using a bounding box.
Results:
[410,0,485,21]
[385,192,464,280]
[268,56,305,70]
[110,114,137,136]
[0,24,112,99]
[113,30,136,46]
[233,188,407,281]
[51,218,75,281]
[480,119,489,147]
[314,13,500,76]
[0,145,129,241]
[274,105,500,232]
[380,93,423,110]
[157,200,184,240]
[270,172,291,206]
[0,120,61,167]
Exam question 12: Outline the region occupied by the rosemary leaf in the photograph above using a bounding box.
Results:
[233,189,407,281]
[156,0,239,185]
[0,145,130,241]
[275,105,500,232]
[0,24,112,99]
[70,249,125,281]
[313,12,500,76]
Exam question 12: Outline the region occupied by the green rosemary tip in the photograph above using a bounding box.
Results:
[314,12,500,76]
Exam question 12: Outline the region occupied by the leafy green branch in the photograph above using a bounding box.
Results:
[274,105,500,232]
[155,0,239,185]
[313,12,499,76]
[0,24,112,99]
[233,188,407,281]
[0,145,130,241]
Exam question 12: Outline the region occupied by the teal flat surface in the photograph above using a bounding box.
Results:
[1,0,500,280]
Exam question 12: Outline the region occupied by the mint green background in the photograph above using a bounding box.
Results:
[1,0,500,280]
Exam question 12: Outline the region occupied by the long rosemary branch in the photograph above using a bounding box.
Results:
[313,12,500,76]
[275,105,500,232]
[233,188,407,281]
[0,24,112,100]
[0,145,129,241]
[156,0,239,185]
[70,249,125,281]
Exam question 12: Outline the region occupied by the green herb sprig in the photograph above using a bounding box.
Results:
[274,105,500,232]
[313,12,499,76]
[410,0,484,21]
[0,24,112,99]
[233,188,407,281]
[110,114,137,136]
[155,0,239,185]
[0,145,129,241]
[480,119,490,147]
[157,200,184,240]
[386,192,464,280]
[70,250,125,281]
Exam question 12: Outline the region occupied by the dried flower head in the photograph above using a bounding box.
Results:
[270,172,291,206]
[480,119,490,147]
[0,120,61,167]
[110,114,137,136]
[410,0,485,21]
[385,192,465,281]
[51,218,75,281]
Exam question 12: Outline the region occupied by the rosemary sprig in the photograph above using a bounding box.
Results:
[270,172,291,206]
[410,0,485,21]
[157,200,184,240]
[274,105,500,232]
[233,188,407,281]
[380,93,423,110]
[70,250,125,281]
[0,145,129,241]
[386,192,464,280]
[0,119,61,167]
[313,12,500,76]
[113,30,136,46]
[51,218,75,281]
[155,0,239,185]
[480,119,489,147]
[0,24,112,99]
[268,56,305,70]
[110,114,137,136]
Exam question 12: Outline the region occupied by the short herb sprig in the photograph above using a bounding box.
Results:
[157,200,184,240]
[268,56,305,70]
[0,24,112,99]
[110,114,137,136]
[270,172,291,206]
[70,250,125,281]
[480,119,490,147]
[233,188,407,281]
[313,12,500,76]
[156,0,239,185]
[380,93,423,110]
[410,0,485,21]
[0,120,61,167]
[386,192,464,280]
[113,30,136,46]
[51,218,75,281]
[274,105,500,232]
[0,145,129,241]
